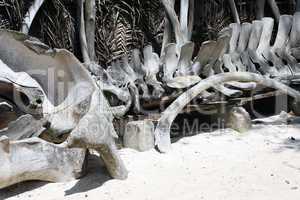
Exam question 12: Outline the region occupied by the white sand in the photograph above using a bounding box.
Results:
[1,125,300,200]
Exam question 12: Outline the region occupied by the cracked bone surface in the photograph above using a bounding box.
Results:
[0,29,128,185]
[0,136,86,189]
[67,89,128,180]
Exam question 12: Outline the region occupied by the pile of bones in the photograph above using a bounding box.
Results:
[1,0,300,189]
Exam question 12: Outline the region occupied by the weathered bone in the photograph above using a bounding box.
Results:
[155,72,300,153]
[143,46,165,98]
[229,23,241,53]
[224,13,300,79]
[283,12,300,74]
[272,15,293,52]
[0,136,86,189]
[0,114,45,140]
[290,12,300,48]
[67,89,128,179]
[265,15,293,76]
[250,18,276,75]
[237,23,252,53]
[248,20,263,51]
[0,59,44,115]
[163,43,178,82]
[176,41,195,76]
[223,23,258,90]
[194,40,217,71]
[256,18,274,58]
[213,84,243,97]
[0,30,128,181]
[162,42,201,89]
[0,29,95,116]
[202,32,231,77]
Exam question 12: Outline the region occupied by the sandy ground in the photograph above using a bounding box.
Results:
[1,124,300,200]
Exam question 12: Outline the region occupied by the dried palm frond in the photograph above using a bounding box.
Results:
[30,0,76,52]
[0,0,32,30]
[95,0,163,66]
[138,0,165,49]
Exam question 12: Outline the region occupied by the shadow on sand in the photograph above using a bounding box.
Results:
[0,153,112,199]
[64,154,112,196]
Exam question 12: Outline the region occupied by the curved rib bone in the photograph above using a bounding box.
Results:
[266,0,280,22]
[155,72,300,153]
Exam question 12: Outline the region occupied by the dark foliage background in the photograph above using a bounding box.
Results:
[0,0,296,66]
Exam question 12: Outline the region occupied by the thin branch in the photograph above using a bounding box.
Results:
[228,0,241,24]
[21,0,45,34]
[78,0,90,63]
[187,0,194,40]
[160,0,174,58]
[267,0,280,22]
[85,0,96,62]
